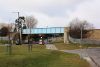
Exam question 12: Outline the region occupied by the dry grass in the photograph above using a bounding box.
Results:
[89,29,100,40]
[54,42,100,50]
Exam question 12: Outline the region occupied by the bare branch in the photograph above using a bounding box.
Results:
[25,16,37,28]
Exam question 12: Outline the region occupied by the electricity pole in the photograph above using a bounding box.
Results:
[12,12,22,45]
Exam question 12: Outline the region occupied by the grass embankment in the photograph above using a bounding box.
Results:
[0,45,90,67]
[54,42,100,50]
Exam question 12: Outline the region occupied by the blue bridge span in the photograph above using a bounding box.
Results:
[23,27,64,34]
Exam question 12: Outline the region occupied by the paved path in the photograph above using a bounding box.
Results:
[46,44,58,50]
[62,48,100,67]
[87,48,100,67]
[45,44,100,67]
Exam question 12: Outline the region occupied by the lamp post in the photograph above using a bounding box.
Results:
[28,23,32,52]
[6,24,12,55]
[12,12,23,45]
[80,24,83,58]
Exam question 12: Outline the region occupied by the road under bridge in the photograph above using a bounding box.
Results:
[22,27,69,44]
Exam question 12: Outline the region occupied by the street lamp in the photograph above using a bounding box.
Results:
[28,20,33,52]
[12,12,22,45]
[6,24,12,55]
[80,24,83,58]
[81,25,83,44]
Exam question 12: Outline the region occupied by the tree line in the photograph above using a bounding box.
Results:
[0,17,94,39]
[68,18,94,39]
[0,16,37,37]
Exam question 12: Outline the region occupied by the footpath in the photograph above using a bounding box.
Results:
[46,44,58,50]
[46,44,99,67]
[61,49,99,67]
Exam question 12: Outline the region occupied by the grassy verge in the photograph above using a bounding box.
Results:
[0,45,90,67]
[54,42,100,50]
[54,42,81,50]
[0,40,9,44]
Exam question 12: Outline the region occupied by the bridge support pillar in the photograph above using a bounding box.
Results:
[64,27,69,44]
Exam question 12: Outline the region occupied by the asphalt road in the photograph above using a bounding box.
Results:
[62,47,100,67]
[87,48,100,67]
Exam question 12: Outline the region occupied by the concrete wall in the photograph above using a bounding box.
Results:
[64,27,69,44]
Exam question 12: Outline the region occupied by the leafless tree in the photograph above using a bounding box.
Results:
[25,16,37,51]
[69,18,94,39]
[0,26,9,37]
[25,16,37,28]
[0,22,15,32]
[0,23,9,29]
[8,23,15,32]
[25,16,37,39]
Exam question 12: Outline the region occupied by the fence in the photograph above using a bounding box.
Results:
[69,36,100,45]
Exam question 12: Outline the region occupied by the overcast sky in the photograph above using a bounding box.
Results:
[0,0,100,28]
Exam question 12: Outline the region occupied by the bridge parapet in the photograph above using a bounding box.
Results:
[23,27,64,34]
